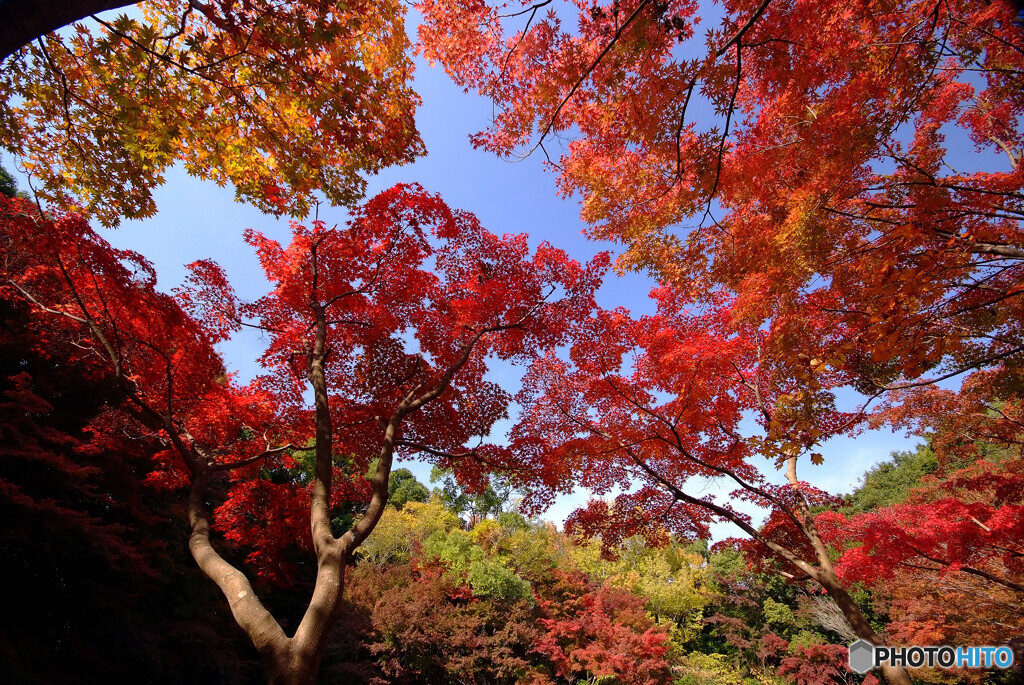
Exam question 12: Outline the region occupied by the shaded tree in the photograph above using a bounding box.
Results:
[0,248,260,684]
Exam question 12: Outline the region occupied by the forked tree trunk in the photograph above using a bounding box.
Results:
[264,652,318,685]
[262,642,326,685]
[242,553,351,684]
[187,465,353,685]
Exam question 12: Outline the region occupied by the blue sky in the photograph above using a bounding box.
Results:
[2,13,924,535]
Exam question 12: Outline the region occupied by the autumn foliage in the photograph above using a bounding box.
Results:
[0,185,606,682]
[2,0,1023,681]
[820,458,1024,592]
[0,198,261,682]
[414,5,1023,684]
[816,454,1024,675]
[1,0,424,224]
[344,503,678,684]
[532,573,672,684]
[419,0,1024,440]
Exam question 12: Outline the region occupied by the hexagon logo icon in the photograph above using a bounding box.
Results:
[849,640,875,673]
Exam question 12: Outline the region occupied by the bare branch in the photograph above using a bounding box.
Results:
[210,443,295,472]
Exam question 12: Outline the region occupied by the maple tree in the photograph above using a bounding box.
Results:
[366,563,542,683]
[777,643,861,685]
[0,203,264,682]
[507,289,918,684]
[417,3,1024,681]
[1,0,423,226]
[820,457,1024,596]
[418,0,1024,436]
[816,455,1024,679]
[416,0,1024,435]
[417,0,1023,346]
[531,572,673,684]
[0,184,605,683]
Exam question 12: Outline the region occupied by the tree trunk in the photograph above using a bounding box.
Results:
[817,568,912,685]
[263,648,320,685]
[785,456,912,685]
[253,549,350,684]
